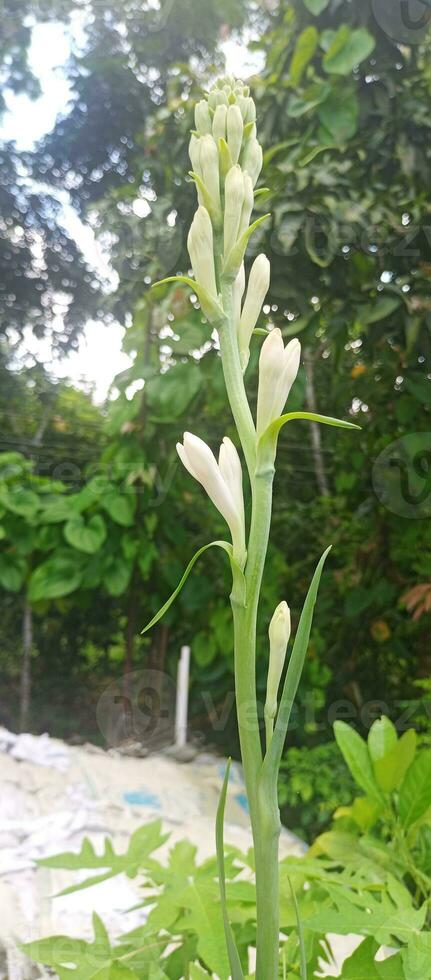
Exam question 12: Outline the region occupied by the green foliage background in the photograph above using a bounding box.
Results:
[0,0,430,839]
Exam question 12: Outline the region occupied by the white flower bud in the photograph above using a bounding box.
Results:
[242,138,263,187]
[227,105,244,165]
[176,432,246,568]
[238,255,270,369]
[257,330,301,438]
[187,206,218,304]
[195,100,212,136]
[223,165,245,261]
[200,135,221,215]
[265,601,291,724]
[189,134,202,178]
[212,104,227,141]
[218,437,245,541]
[239,173,254,237]
[232,263,245,330]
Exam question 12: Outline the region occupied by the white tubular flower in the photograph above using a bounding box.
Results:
[213,104,227,142]
[239,173,254,237]
[238,255,270,370]
[242,138,263,187]
[195,100,212,136]
[187,206,218,303]
[227,105,244,165]
[265,601,291,723]
[232,263,245,330]
[176,433,246,567]
[257,329,301,438]
[224,165,245,260]
[200,135,221,214]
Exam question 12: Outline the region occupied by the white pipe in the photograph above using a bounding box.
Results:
[175,645,190,749]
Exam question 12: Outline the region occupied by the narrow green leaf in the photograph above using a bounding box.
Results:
[216,760,244,980]
[151,276,224,323]
[222,214,271,277]
[262,547,332,779]
[259,411,360,453]
[287,877,307,980]
[141,541,245,634]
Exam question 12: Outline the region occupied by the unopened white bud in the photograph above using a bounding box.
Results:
[239,173,254,237]
[238,255,270,368]
[189,135,202,177]
[257,330,301,439]
[200,135,221,215]
[177,432,246,568]
[242,138,263,187]
[224,165,245,261]
[187,206,218,305]
[232,263,245,330]
[265,601,291,723]
[195,100,212,136]
[213,104,227,141]
[227,105,244,165]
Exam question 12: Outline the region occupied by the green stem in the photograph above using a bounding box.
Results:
[219,277,280,979]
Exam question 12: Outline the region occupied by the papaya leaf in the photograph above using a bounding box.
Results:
[22,912,141,980]
[262,547,332,782]
[216,760,244,980]
[141,541,246,634]
[38,820,168,896]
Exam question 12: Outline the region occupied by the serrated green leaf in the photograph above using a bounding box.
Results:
[38,820,168,895]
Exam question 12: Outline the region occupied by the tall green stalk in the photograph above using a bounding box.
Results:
[150,75,358,977]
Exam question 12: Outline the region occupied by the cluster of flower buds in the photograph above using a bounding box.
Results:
[188,77,265,350]
[176,432,246,569]
[265,600,291,736]
[188,80,301,441]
